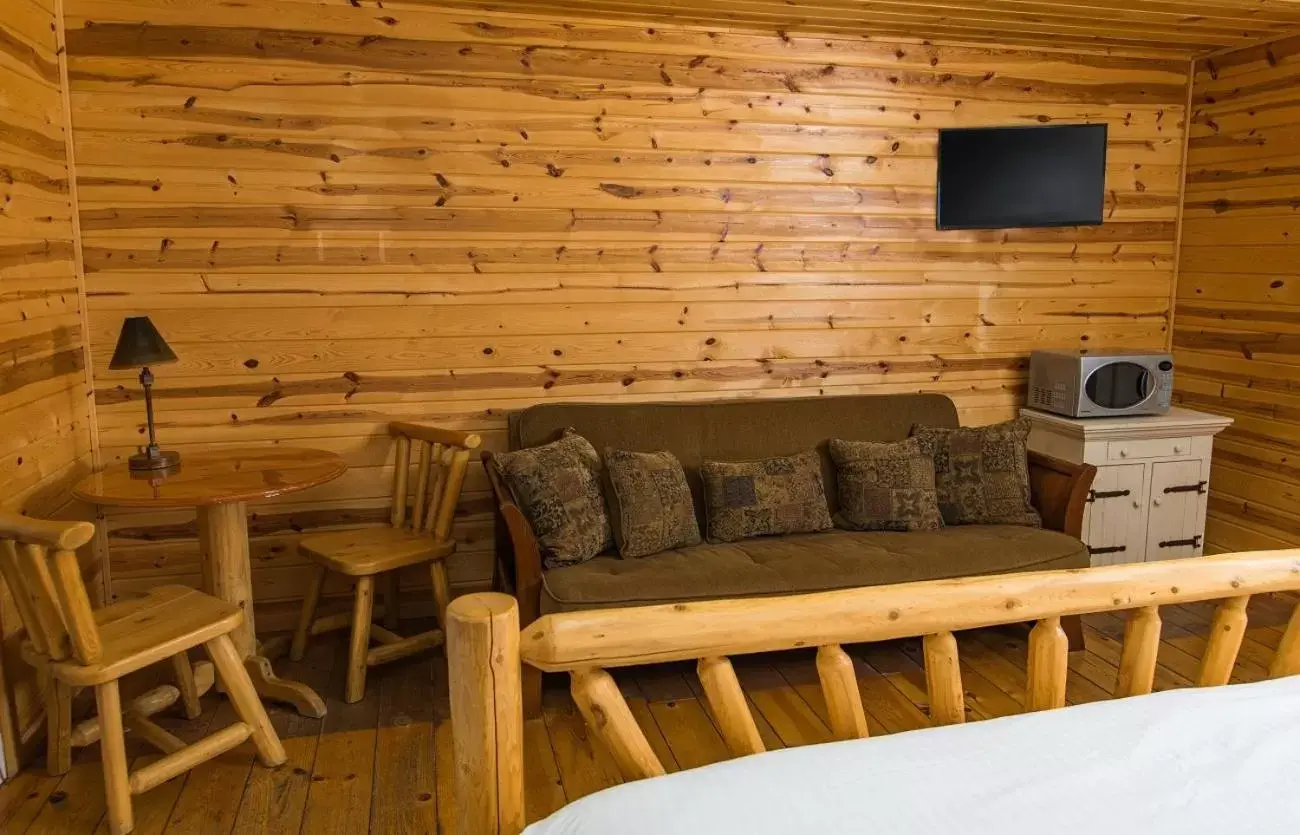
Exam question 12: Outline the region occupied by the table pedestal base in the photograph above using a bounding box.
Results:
[200,501,328,719]
[245,655,326,719]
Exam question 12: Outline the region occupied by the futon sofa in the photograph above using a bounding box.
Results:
[485,394,1097,716]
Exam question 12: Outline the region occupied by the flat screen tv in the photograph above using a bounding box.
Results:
[936,124,1108,230]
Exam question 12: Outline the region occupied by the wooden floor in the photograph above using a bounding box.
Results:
[2,592,1297,834]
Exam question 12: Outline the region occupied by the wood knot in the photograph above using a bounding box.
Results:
[888,610,900,620]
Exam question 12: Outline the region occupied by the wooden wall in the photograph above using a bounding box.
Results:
[59,0,1184,629]
[0,0,95,770]
[1176,35,1300,554]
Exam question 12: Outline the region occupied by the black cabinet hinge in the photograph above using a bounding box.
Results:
[1163,481,1208,496]
[1158,535,1203,549]
[1087,545,1128,555]
[1087,489,1132,503]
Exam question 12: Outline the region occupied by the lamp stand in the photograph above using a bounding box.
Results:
[128,365,181,473]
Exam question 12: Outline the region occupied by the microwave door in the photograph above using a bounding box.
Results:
[1084,362,1155,413]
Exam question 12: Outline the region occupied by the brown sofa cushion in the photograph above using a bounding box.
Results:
[701,451,833,542]
[605,448,701,558]
[540,526,1089,614]
[509,395,960,524]
[913,417,1042,528]
[493,431,612,569]
[830,437,943,532]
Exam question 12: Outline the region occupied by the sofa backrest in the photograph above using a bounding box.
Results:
[508,394,960,518]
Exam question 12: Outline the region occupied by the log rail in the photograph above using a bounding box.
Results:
[449,550,1300,835]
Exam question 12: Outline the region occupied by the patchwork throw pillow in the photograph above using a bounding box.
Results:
[493,431,613,569]
[604,448,701,558]
[829,437,943,532]
[700,450,833,543]
[911,417,1042,528]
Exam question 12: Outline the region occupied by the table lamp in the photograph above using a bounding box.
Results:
[109,315,181,472]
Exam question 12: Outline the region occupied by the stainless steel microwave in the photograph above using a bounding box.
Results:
[1027,350,1173,418]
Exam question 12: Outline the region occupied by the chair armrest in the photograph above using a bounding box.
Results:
[483,451,543,627]
[1026,451,1097,539]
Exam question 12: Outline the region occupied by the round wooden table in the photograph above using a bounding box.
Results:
[74,447,348,718]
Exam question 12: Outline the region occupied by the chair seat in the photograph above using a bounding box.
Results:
[299,526,455,576]
[46,586,242,686]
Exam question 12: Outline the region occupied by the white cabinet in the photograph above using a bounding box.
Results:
[1022,407,1231,567]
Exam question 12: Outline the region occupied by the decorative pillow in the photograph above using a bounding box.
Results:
[700,450,833,543]
[829,438,943,532]
[911,417,1042,528]
[604,448,701,558]
[493,431,613,569]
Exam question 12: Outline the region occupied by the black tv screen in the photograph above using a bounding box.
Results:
[937,124,1108,230]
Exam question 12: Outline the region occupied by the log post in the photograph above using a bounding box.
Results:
[1115,606,1161,697]
[1025,616,1069,712]
[816,645,869,741]
[697,656,764,757]
[1197,595,1250,687]
[448,593,525,835]
[1270,603,1300,679]
[923,631,965,726]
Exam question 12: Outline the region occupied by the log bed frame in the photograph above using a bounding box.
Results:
[448,549,1300,835]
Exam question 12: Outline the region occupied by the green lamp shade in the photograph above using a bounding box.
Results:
[108,316,178,369]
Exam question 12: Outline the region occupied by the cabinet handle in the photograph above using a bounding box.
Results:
[1153,498,1162,508]
[1118,449,1128,457]
[1173,445,1183,454]
[1132,500,1140,509]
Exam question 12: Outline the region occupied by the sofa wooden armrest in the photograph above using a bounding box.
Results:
[1026,451,1097,540]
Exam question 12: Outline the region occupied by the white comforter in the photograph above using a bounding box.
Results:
[526,676,1300,834]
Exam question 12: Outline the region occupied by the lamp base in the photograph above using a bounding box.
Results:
[129,447,181,473]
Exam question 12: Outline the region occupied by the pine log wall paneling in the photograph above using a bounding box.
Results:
[1177,35,1300,554]
[60,0,1186,630]
[0,0,95,769]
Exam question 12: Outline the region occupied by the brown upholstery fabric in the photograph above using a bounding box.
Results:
[509,395,960,524]
[830,437,943,532]
[605,448,701,558]
[493,431,612,569]
[540,526,1089,614]
[913,417,1042,528]
[701,451,833,542]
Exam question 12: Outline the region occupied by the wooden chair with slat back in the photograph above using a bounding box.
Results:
[0,511,286,835]
[291,422,481,702]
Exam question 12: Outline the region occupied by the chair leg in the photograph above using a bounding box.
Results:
[383,571,401,631]
[46,678,73,776]
[95,680,134,835]
[347,576,375,703]
[171,652,203,719]
[291,564,328,662]
[430,560,451,631]
[205,633,287,768]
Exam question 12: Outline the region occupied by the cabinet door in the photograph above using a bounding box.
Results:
[1084,464,1147,566]
[1146,460,1206,561]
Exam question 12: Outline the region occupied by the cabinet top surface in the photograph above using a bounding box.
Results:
[1019,407,1233,440]
[73,447,348,508]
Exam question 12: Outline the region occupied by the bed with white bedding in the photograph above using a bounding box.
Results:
[445,550,1300,835]
[524,677,1300,835]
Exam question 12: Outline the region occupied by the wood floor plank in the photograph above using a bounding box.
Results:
[299,640,380,835]
[539,686,622,803]
[368,656,438,835]
[160,700,255,835]
[0,764,65,834]
[845,649,931,734]
[897,637,1023,720]
[523,717,567,825]
[1081,620,1194,691]
[733,661,832,748]
[632,667,727,772]
[969,628,1115,705]
[433,715,455,835]
[25,747,106,835]
[617,674,681,774]
[232,638,335,835]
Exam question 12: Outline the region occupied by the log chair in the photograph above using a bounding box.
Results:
[290,422,481,702]
[0,512,286,835]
